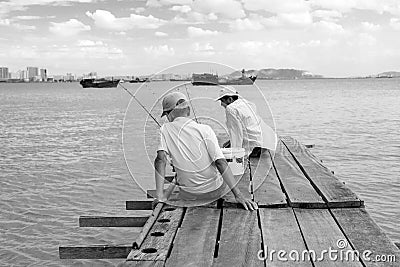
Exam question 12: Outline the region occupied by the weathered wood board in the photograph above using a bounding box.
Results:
[213,209,263,266]
[331,208,399,267]
[259,208,312,266]
[273,141,325,208]
[79,216,148,227]
[222,162,252,207]
[59,245,131,259]
[281,136,363,208]
[127,205,184,261]
[165,207,221,266]
[293,208,363,266]
[252,153,287,207]
[126,200,153,210]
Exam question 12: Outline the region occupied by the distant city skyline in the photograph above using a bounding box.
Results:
[1,0,400,78]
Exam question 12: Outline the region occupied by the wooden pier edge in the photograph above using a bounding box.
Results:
[58,136,398,266]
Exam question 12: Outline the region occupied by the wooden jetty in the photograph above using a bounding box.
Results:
[59,136,399,266]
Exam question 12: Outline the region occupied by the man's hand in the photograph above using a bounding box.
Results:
[152,196,167,210]
[235,195,258,211]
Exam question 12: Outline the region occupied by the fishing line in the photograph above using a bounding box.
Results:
[118,81,162,128]
[184,84,199,123]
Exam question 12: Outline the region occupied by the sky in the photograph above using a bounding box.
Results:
[1,0,400,77]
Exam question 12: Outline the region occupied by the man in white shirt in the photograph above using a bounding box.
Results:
[154,91,257,210]
[216,86,277,156]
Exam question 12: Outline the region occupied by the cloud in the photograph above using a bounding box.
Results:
[146,0,193,8]
[312,9,343,22]
[390,18,400,30]
[243,0,310,13]
[192,0,245,19]
[192,42,214,51]
[0,19,10,26]
[230,15,265,31]
[13,16,42,20]
[170,5,191,13]
[309,0,400,16]
[86,10,166,30]
[131,7,146,13]
[173,11,218,24]
[144,45,175,56]
[49,19,91,36]
[76,40,123,59]
[13,24,37,30]
[0,0,97,17]
[187,26,219,37]
[361,22,380,31]
[312,20,345,34]
[77,40,104,46]
[155,31,168,36]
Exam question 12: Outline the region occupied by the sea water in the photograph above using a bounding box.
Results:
[0,79,399,266]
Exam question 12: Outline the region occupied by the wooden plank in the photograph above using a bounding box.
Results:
[165,207,221,266]
[117,260,164,267]
[332,208,399,266]
[293,208,362,266]
[259,208,312,266]
[127,205,185,261]
[126,200,153,210]
[147,189,180,199]
[273,140,325,208]
[252,153,287,208]
[281,136,363,208]
[59,245,131,259]
[223,162,252,207]
[213,209,263,266]
[79,216,148,227]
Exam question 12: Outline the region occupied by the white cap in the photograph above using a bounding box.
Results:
[215,85,239,101]
[161,91,188,117]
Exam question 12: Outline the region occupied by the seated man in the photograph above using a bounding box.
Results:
[215,86,277,157]
[154,91,257,210]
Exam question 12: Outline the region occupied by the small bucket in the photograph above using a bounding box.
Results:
[221,147,246,175]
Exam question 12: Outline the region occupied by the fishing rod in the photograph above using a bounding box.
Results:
[183,84,199,123]
[118,81,161,128]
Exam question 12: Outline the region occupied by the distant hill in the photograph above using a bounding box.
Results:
[224,68,323,80]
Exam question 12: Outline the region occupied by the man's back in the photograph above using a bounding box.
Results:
[158,117,224,194]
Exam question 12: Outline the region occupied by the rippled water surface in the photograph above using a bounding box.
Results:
[1,79,399,266]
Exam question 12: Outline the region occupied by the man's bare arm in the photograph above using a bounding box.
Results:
[215,158,258,211]
[154,151,167,201]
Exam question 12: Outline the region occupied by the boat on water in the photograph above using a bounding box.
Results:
[192,69,257,86]
[129,77,149,83]
[79,78,120,88]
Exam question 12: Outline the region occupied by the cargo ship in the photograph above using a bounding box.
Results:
[79,78,120,88]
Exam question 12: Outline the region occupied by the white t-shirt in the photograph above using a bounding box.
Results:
[157,117,224,194]
[226,98,277,153]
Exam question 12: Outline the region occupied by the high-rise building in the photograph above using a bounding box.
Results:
[0,67,9,79]
[27,67,39,81]
[40,69,47,81]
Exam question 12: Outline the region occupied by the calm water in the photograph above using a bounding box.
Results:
[1,79,399,266]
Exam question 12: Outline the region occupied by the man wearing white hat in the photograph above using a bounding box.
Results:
[216,86,277,156]
[154,91,257,210]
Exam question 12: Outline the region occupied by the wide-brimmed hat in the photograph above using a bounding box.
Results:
[215,86,239,101]
[161,91,188,117]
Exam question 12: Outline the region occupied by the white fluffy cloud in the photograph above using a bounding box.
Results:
[155,31,168,37]
[312,10,343,22]
[361,22,380,31]
[144,45,175,56]
[170,5,191,13]
[309,0,400,16]
[49,19,91,36]
[146,0,193,8]
[192,0,245,19]
[187,26,219,37]
[243,0,310,14]
[390,18,400,30]
[86,10,166,30]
